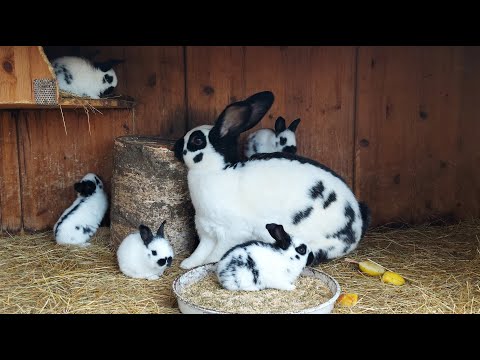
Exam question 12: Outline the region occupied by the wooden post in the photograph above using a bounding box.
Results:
[110,136,196,256]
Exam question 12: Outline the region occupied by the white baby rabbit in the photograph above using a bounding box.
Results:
[217,223,314,291]
[51,56,123,99]
[245,116,301,158]
[54,173,108,247]
[117,221,174,280]
[173,91,371,270]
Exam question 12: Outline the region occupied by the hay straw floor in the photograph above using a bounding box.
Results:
[1,220,479,314]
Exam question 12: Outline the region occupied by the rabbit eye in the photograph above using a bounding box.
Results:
[151,250,157,256]
[192,137,203,146]
[295,244,307,255]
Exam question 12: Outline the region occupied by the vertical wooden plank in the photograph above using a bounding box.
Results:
[186,46,356,185]
[18,109,133,231]
[355,46,465,226]
[122,46,186,138]
[456,46,480,220]
[0,111,22,232]
[0,47,17,102]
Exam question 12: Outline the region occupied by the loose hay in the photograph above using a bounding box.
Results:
[0,219,479,314]
[179,273,333,314]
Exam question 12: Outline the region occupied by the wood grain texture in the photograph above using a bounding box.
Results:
[18,109,133,231]
[0,46,55,104]
[0,111,22,232]
[355,47,466,226]
[456,46,480,220]
[186,46,356,185]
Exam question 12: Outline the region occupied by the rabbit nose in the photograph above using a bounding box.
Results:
[167,257,172,267]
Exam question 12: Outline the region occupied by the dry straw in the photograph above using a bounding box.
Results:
[0,219,479,314]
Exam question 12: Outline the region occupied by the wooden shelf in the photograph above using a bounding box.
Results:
[0,97,135,110]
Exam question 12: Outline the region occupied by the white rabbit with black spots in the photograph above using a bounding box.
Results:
[174,91,371,270]
[245,116,301,158]
[54,173,108,247]
[51,56,123,99]
[217,223,314,291]
[117,221,174,280]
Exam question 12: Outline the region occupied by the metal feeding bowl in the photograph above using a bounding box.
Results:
[172,263,341,314]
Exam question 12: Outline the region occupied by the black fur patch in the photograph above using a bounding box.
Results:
[295,244,307,255]
[63,69,73,85]
[310,181,325,199]
[209,129,240,165]
[54,199,85,237]
[152,250,157,256]
[246,152,348,184]
[74,180,96,197]
[75,226,80,230]
[103,74,114,84]
[193,153,204,163]
[183,150,187,155]
[359,202,371,237]
[167,257,172,267]
[311,249,329,265]
[295,254,300,259]
[307,252,314,265]
[329,204,356,245]
[100,86,115,98]
[82,226,93,235]
[280,137,287,146]
[94,176,100,185]
[292,206,313,225]
[174,138,185,162]
[282,145,297,154]
[157,258,167,266]
[187,130,207,152]
[323,192,337,209]
[246,255,259,284]
[253,142,258,154]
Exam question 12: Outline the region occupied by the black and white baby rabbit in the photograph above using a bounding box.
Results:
[51,56,123,99]
[245,116,301,158]
[174,91,371,270]
[117,221,174,280]
[54,173,108,247]
[217,223,314,291]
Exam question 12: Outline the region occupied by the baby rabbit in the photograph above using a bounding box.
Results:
[245,116,301,158]
[216,223,314,291]
[117,221,174,280]
[54,173,108,247]
[51,56,123,99]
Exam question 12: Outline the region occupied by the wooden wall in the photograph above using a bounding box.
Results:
[1,46,479,232]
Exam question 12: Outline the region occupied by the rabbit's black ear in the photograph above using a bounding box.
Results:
[265,223,291,250]
[211,91,274,139]
[94,59,124,72]
[274,117,286,135]
[288,118,301,133]
[156,220,166,238]
[139,225,153,246]
[74,180,96,197]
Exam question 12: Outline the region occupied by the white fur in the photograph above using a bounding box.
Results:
[245,128,296,157]
[216,233,310,291]
[51,56,118,99]
[54,173,108,247]
[117,229,174,280]
[176,92,368,270]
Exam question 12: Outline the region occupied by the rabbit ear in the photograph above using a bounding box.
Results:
[211,91,274,139]
[265,223,291,250]
[156,220,166,238]
[274,117,286,135]
[139,225,153,246]
[288,118,301,132]
[94,59,124,72]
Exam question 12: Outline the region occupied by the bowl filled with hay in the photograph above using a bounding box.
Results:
[172,263,341,314]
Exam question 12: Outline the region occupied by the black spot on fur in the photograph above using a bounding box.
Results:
[311,249,329,265]
[323,192,337,209]
[295,244,307,255]
[193,153,204,163]
[82,226,93,235]
[208,130,240,165]
[103,74,114,84]
[94,177,100,185]
[74,180,96,197]
[253,142,258,154]
[246,152,348,185]
[75,226,80,230]
[187,130,207,152]
[295,254,300,259]
[359,202,371,237]
[174,138,185,162]
[292,206,313,225]
[157,258,166,266]
[152,250,157,256]
[307,252,314,265]
[246,255,259,284]
[343,245,351,253]
[54,199,85,237]
[280,137,287,146]
[167,257,172,267]
[329,204,356,245]
[100,86,115,98]
[63,69,73,84]
[282,145,297,154]
[310,181,325,199]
